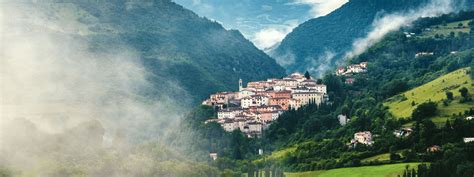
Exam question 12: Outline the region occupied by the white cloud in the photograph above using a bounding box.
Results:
[262,5,273,11]
[253,28,287,49]
[345,0,455,58]
[291,0,349,17]
[252,21,298,50]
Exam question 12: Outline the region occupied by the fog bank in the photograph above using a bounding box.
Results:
[0,2,205,176]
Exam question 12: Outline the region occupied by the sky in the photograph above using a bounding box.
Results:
[173,0,348,50]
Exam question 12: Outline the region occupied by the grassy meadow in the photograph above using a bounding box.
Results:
[285,163,421,177]
[384,68,473,126]
[419,19,471,38]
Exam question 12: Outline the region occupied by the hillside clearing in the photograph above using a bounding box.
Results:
[419,19,471,38]
[361,153,390,163]
[384,68,474,125]
[254,146,297,164]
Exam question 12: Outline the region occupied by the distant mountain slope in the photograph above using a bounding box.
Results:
[19,0,286,104]
[272,0,472,76]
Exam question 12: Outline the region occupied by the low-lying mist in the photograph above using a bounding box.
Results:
[1,2,215,177]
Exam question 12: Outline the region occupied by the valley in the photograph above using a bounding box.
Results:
[1,1,474,177]
[182,8,474,177]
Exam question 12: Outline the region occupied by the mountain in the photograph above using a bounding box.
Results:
[16,0,286,104]
[272,0,472,76]
[260,10,474,173]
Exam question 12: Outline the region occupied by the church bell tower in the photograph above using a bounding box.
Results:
[239,78,243,91]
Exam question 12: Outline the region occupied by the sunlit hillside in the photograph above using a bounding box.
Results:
[385,68,473,125]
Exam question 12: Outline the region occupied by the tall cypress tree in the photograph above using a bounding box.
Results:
[304,71,311,80]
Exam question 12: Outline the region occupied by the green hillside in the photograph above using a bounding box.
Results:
[252,10,474,176]
[254,146,296,164]
[384,68,474,124]
[17,1,285,104]
[273,0,429,74]
[361,153,391,163]
[273,0,474,75]
[419,20,472,38]
[286,163,421,177]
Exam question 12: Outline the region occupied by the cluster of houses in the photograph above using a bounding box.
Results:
[393,128,413,138]
[349,131,374,147]
[404,32,416,38]
[336,62,368,76]
[202,72,328,137]
[335,62,368,84]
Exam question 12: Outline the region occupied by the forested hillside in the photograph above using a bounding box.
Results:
[181,10,474,177]
[273,0,473,76]
[19,0,285,104]
[1,1,286,176]
[262,10,474,175]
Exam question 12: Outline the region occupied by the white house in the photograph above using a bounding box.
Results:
[393,128,413,138]
[289,99,302,110]
[239,89,256,99]
[247,122,262,133]
[273,84,286,91]
[209,153,218,160]
[464,138,474,143]
[282,78,299,89]
[241,95,269,108]
[271,111,283,121]
[288,72,307,82]
[291,87,312,93]
[353,131,374,145]
[292,91,324,105]
[217,108,243,119]
[222,119,238,132]
[415,52,434,58]
[313,85,327,94]
[338,114,349,126]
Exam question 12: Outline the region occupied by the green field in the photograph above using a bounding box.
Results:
[384,68,474,125]
[254,146,297,164]
[362,150,407,164]
[419,20,471,38]
[285,163,421,177]
[361,153,391,163]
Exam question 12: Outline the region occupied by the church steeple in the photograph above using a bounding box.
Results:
[239,78,243,91]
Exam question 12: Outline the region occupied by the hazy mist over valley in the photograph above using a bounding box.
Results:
[1,0,474,177]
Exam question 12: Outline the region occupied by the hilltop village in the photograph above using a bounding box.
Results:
[202,72,328,137]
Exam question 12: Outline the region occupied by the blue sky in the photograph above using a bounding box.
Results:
[173,0,349,50]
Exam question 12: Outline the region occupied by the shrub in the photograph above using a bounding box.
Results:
[412,102,438,121]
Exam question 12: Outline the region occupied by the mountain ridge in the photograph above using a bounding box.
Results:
[272,0,473,76]
[20,0,286,104]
